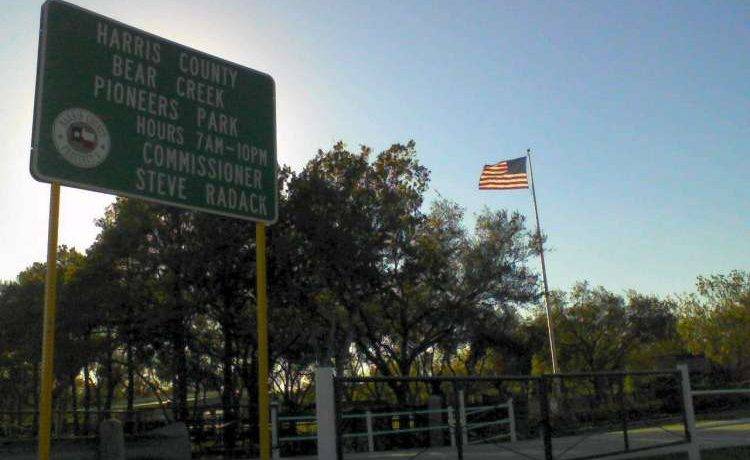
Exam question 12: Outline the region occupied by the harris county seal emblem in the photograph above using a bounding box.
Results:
[52,108,110,168]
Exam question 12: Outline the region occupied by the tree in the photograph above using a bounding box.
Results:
[285,141,541,407]
[624,291,682,370]
[0,246,90,433]
[0,139,574,448]
[678,270,750,380]
[284,142,385,374]
[187,212,256,450]
[555,283,630,373]
[531,283,680,374]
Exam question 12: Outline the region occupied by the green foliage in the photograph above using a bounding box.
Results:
[283,141,539,391]
[678,271,750,380]
[529,283,683,373]
[1,138,745,446]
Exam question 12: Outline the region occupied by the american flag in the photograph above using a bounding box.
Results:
[478,156,529,190]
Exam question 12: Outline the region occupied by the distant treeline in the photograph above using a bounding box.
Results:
[1,141,748,448]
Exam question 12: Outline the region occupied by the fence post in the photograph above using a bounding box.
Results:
[458,389,468,446]
[427,394,444,447]
[678,364,701,460]
[315,367,337,460]
[271,402,280,460]
[618,376,629,452]
[539,377,553,460]
[365,410,374,452]
[448,406,456,448]
[507,398,517,443]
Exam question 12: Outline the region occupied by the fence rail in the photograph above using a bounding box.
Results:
[329,369,697,460]
[692,388,750,396]
[271,398,516,459]
[0,406,171,439]
[7,367,749,459]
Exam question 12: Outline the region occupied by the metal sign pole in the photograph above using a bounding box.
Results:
[256,222,271,459]
[37,182,61,460]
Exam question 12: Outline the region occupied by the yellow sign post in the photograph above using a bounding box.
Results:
[256,222,271,459]
[36,197,274,460]
[37,183,61,460]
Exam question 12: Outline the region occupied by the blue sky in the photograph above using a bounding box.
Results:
[1,0,747,296]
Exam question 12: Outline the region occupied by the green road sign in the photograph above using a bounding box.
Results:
[32,0,277,223]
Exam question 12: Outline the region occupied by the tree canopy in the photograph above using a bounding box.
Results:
[0,140,746,448]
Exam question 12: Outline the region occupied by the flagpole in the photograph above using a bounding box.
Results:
[526,148,560,374]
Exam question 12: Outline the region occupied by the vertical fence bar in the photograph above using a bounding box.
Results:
[271,403,280,460]
[539,377,553,460]
[448,406,456,448]
[454,384,464,460]
[618,376,629,452]
[428,394,443,447]
[334,376,344,460]
[458,389,468,446]
[678,365,701,460]
[365,410,374,452]
[508,397,517,443]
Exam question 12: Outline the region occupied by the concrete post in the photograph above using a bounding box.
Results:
[508,398,517,443]
[315,367,337,460]
[428,395,443,447]
[98,419,125,460]
[678,364,701,460]
[365,410,374,452]
[271,402,281,460]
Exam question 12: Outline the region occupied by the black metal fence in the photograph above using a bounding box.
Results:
[0,407,170,439]
[1,370,695,459]
[0,404,259,457]
[334,370,690,460]
[546,370,690,460]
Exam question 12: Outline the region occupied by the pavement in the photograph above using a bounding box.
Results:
[282,419,750,460]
